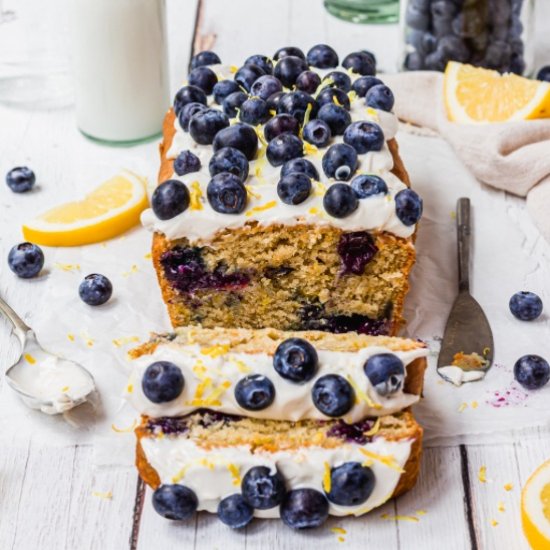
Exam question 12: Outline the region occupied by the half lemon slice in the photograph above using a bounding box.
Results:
[522,459,550,549]
[444,61,550,123]
[22,171,148,246]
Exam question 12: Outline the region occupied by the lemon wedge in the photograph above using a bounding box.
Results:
[444,61,550,123]
[522,459,550,549]
[22,172,148,247]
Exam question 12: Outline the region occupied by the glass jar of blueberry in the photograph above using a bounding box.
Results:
[400,0,535,75]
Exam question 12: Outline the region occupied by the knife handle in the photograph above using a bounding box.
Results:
[457,197,470,292]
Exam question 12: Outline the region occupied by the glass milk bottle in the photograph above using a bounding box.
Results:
[72,0,170,144]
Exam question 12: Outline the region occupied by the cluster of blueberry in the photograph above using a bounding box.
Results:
[153,457,376,529]
[142,338,405,416]
[151,45,423,226]
[404,0,527,74]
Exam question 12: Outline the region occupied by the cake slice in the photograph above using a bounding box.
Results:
[128,327,428,423]
[136,409,422,527]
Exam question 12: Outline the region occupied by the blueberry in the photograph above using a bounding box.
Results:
[303,119,331,148]
[312,374,354,416]
[323,183,359,218]
[250,75,283,101]
[266,91,287,112]
[207,172,247,214]
[406,4,430,31]
[404,52,425,71]
[273,56,309,88]
[277,173,312,206]
[281,158,319,180]
[537,66,550,82]
[209,147,249,182]
[365,84,394,112]
[173,85,207,117]
[6,166,36,193]
[424,50,448,72]
[189,108,229,145]
[266,133,304,167]
[509,291,543,321]
[452,8,486,39]
[438,35,470,64]
[178,102,208,131]
[188,66,218,95]
[295,71,321,95]
[273,46,305,61]
[351,76,383,98]
[316,87,351,110]
[280,489,329,529]
[395,188,423,226]
[222,91,248,118]
[342,51,376,76]
[213,80,240,104]
[431,1,457,37]
[191,50,221,69]
[514,355,550,390]
[152,179,190,220]
[142,360,184,403]
[317,103,351,136]
[322,143,358,180]
[343,121,385,154]
[276,91,318,123]
[242,466,285,509]
[174,150,201,176]
[245,54,274,75]
[235,64,266,92]
[78,273,113,306]
[364,353,405,396]
[217,494,253,529]
[320,71,352,93]
[326,462,375,506]
[273,337,318,382]
[152,484,198,520]
[213,123,258,160]
[351,174,388,198]
[235,374,275,410]
[307,44,339,69]
[7,242,44,279]
[264,114,300,142]
[239,97,270,125]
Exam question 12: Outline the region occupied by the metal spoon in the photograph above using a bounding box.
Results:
[0,294,96,414]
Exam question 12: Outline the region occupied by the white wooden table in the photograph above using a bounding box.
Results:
[1,1,550,549]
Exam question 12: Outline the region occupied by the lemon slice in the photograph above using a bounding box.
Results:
[522,459,550,549]
[22,171,148,246]
[444,61,550,123]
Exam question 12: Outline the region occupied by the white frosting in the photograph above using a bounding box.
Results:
[437,365,486,386]
[140,431,413,517]
[128,342,427,422]
[141,64,415,243]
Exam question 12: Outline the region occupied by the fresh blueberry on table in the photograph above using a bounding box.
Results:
[241,466,285,509]
[320,71,351,93]
[351,175,388,198]
[326,462,375,506]
[273,337,318,382]
[177,102,208,131]
[303,119,332,148]
[514,355,550,390]
[191,50,221,69]
[406,3,430,31]
[280,489,329,529]
[250,75,283,101]
[306,44,339,69]
[209,147,249,182]
[342,51,376,76]
[364,353,405,396]
[173,85,207,117]
[266,133,304,167]
[537,66,550,82]
[365,84,395,112]
[212,80,240,105]
[213,123,258,160]
[239,97,271,125]
[7,242,44,279]
[264,114,300,142]
[189,108,229,145]
[316,87,350,110]
[323,183,359,218]
[343,121,385,154]
[142,361,185,403]
[245,54,274,75]
[509,291,543,321]
[206,172,247,214]
[273,56,309,88]
[235,64,266,92]
[152,484,198,520]
[352,76,383,98]
[394,188,423,226]
[217,494,254,529]
[174,150,201,176]
[317,103,351,136]
[281,158,319,180]
[151,179,190,220]
[273,46,305,61]
[276,91,318,124]
[222,91,248,118]
[295,70,321,95]
[188,66,218,95]
[277,173,312,205]
[78,273,113,306]
[266,91,287,112]
[322,143,358,180]
[6,166,36,193]
[235,374,276,410]
[312,373,355,416]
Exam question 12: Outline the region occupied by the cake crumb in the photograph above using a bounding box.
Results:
[92,490,112,500]
[452,351,488,370]
[478,466,487,483]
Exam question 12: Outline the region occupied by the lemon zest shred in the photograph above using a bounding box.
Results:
[381,513,420,523]
[92,490,113,500]
[246,184,263,200]
[171,465,190,483]
[504,482,513,491]
[322,462,332,493]
[497,501,505,512]
[346,374,382,410]
[24,354,36,365]
[229,357,251,373]
[366,107,379,120]
[61,386,70,393]
[415,509,428,516]
[111,419,137,433]
[246,200,277,217]
[348,90,358,102]
[364,417,381,436]
[67,333,75,342]
[144,252,152,260]
[359,448,405,473]
[227,463,241,485]
[331,527,347,535]
[471,401,479,409]
[229,65,238,73]
[490,519,499,527]
[189,181,204,211]
[303,141,318,156]
[126,384,133,394]
[478,465,487,483]
[200,344,230,358]
[458,402,468,413]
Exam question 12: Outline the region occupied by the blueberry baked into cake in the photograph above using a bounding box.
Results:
[141,44,423,337]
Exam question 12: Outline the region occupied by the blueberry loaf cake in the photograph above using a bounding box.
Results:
[142,45,423,336]
[128,327,428,423]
